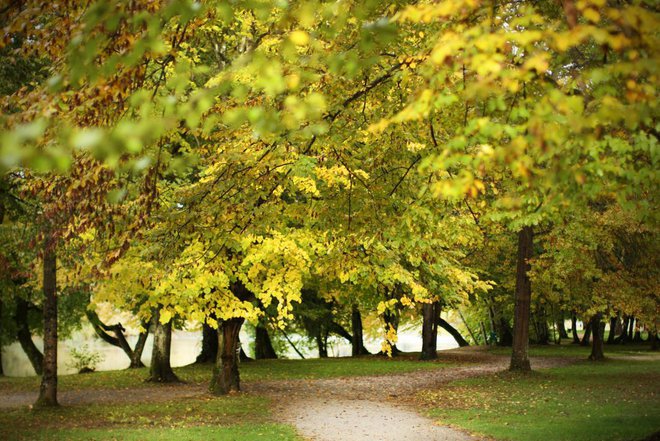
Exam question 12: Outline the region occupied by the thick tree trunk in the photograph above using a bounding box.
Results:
[195,322,219,364]
[510,226,533,372]
[35,239,58,407]
[589,313,605,361]
[420,302,439,360]
[581,321,592,346]
[15,298,44,375]
[210,317,244,395]
[607,315,618,344]
[148,310,178,383]
[351,305,369,356]
[254,324,277,359]
[571,312,581,344]
[437,316,470,347]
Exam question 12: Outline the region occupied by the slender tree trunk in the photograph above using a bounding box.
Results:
[651,327,659,351]
[195,322,219,364]
[633,322,643,343]
[420,302,439,360]
[628,316,635,339]
[581,322,592,346]
[15,298,43,375]
[316,330,328,358]
[458,309,478,344]
[254,324,277,359]
[210,318,244,395]
[607,315,618,344]
[351,305,369,356]
[129,325,149,368]
[35,239,58,407]
[383,308,401,356]
[86,310,148,368]
[148,310,178,383]
[571,312,580,344]
[615,315,630,343]
[480,321,489,345]
[437,316,470,347]
[510,226,533,372]
[557,312,569,339]
[589,313,605,361]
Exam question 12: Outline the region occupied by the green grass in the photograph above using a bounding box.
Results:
[0,395,302,441]
[19,424,300,441]
[487,342,657,358]
[420,358,660,441]
[0,355,452,393]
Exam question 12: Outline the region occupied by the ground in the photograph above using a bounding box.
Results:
[0,344,658,441]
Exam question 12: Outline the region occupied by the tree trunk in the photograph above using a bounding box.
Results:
[437,316,470,347]
[35,239,58,408]
[254,324,277,359]
[383,307,401,356]
[497,317,513,346]
[420,302,439,360]
[557,312,569,339]
[86,310,148,368]
[615,315,630,343]
[571,312,580,344]
[581,321,592,346]
[651,327,659,351]
[316,330,328,358]
[148,310,178,383]
[195,322,218,364]
[510,226,533,372]
[628,316,635,339]
[15,298,43,375]
[129,325,149,368]
[210,317,244,395]
[607,315,618,344]
[480,321,489,345]
[351,305,369,356]
[633,322,643,343]
[589,313,605,361]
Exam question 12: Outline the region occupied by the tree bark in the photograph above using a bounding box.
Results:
[571,312,581,344]
[210,317,244,395]
[86,310,148,368]
[589,313,605,361]
[254,324,277,359]
[15,298,43,375]
[195,322,218,364]
[420,302,439,360]
[557,312,569,339]
[615,315,630,343]
[437,316,470,347]
[382,307,401,356]
[510,226,533,372]
[147,309,178,383]
[581,321,592,346]
[607,315,618,344]
[35,238,58,407]
[351,305,369,356]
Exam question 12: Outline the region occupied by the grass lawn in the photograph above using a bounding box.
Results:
[487,342,656,359]
[0,354,452,393]
[420,355,660,441]
[0,394,302,441]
